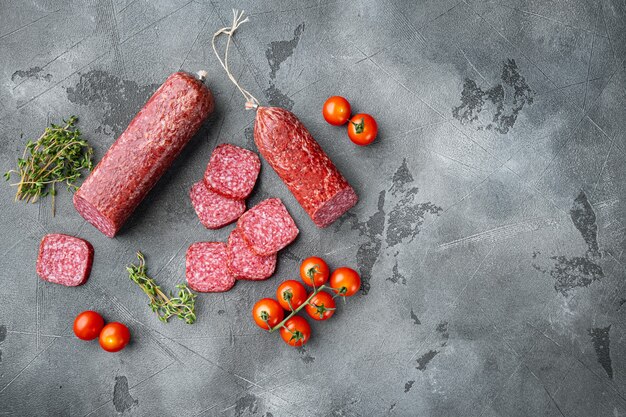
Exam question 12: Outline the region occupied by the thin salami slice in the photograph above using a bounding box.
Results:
[185,242,235,292]
[36,234,94,286]
[190,181,245,229]
[204,143,261,199]
[237,198,299,256]
[227,228,276,280]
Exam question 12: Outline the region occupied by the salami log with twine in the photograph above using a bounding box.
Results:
[212,10,358,228]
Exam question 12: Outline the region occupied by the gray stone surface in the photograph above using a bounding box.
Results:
[0,0,625,415]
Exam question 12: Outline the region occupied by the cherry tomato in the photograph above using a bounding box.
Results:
[347,113,378,146]
[98,322,130,352]
[329,267,361,296]
[73,310,105,341]
[276,280,308,311]
[300,257,330,287]
[252,298,285,331]
[305,291,336,321]
[322,96,351,126]
[280,316,311,347]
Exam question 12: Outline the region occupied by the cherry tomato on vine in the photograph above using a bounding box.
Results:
[252,298,285,331]
[322,96,351,126]
[347,113,378,146]
[98,322,130,352]
[276,280,308,311]
[280,315,311,347]
[73,310,105,341]
[300,257,330,287]
[305,291,336,321]
[329,267,361,297]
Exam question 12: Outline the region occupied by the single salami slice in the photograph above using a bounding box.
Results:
[185,242,235,292]
[74,71,215,238]
[36,234,94,286]
[190,181,245,229]
[204,143,261,199]
[254,107,358,228]
[227,228,276,280]
[237,198,299,256]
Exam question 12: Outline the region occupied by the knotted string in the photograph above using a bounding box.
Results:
[211,9,260,110]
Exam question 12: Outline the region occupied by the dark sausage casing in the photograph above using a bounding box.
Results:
[254,107,358,228]
[74,72,214,237]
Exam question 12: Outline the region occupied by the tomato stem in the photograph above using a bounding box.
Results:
[269,285,329,332]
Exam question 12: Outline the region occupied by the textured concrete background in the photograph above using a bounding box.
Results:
[1,0,625,416]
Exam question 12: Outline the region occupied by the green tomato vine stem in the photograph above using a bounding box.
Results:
[269,284,342,332]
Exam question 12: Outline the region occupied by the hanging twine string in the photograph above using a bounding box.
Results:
[212,9,260,110]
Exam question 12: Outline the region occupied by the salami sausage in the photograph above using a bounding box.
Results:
[254,107,358,228]
[204,143,261,199]
[237,198,299,256]
[190,181,245,229]
[185,242,235,292]
[36,234,94,286]
[227,228,276,280]
[74,71,215,237]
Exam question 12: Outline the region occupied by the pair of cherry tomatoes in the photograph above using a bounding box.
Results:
[252,256,362,347]
[73,311,130,353]
[322,96,378,146]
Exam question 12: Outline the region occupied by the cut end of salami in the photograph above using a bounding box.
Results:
[204,144,261,199]
[237,198,299,256]
[190,181,245,229]
[313,186,359,228]
[36,234,94,286]
[185,242,235,292]
[227,228,276,280]
[73,193,117,238]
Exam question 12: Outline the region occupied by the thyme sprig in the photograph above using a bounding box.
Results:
[127,252,197,324]
[4,116,93,215]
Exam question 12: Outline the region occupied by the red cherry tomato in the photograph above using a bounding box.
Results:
[73,310,105,341]
[276,280,308,311]
[329,267,361,296]
[98,322,130,352]
[305,291,336,321]
[252,298,285,331]
[300,257,330,287]
[347,113,378,146]
[322,96,351,126]
[280,316,311,347]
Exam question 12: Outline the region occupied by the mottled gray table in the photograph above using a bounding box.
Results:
[1,1,625,416]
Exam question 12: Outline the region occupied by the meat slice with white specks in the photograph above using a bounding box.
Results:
[185,242,235,292]
[237,198,299,256]
[190,181,245,229]
[204,143,261,199]
[36,234,94,286]
[227,228,276,280]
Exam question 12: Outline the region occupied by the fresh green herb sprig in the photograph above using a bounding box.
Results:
[4,116,93,215]
[127,252,197,324]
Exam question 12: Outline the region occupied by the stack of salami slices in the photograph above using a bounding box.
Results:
[190,144,260,229]
[186,144,299,293]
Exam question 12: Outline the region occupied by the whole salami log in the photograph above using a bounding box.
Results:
[74,72,214,237]
[254,107,358,228]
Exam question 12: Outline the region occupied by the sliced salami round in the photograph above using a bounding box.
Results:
[36,234,94,287]
[204,143,261,199]
[190,181,245,229]
[185,242,235,292]
[227,228,277,280]
[237,198,299,256]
